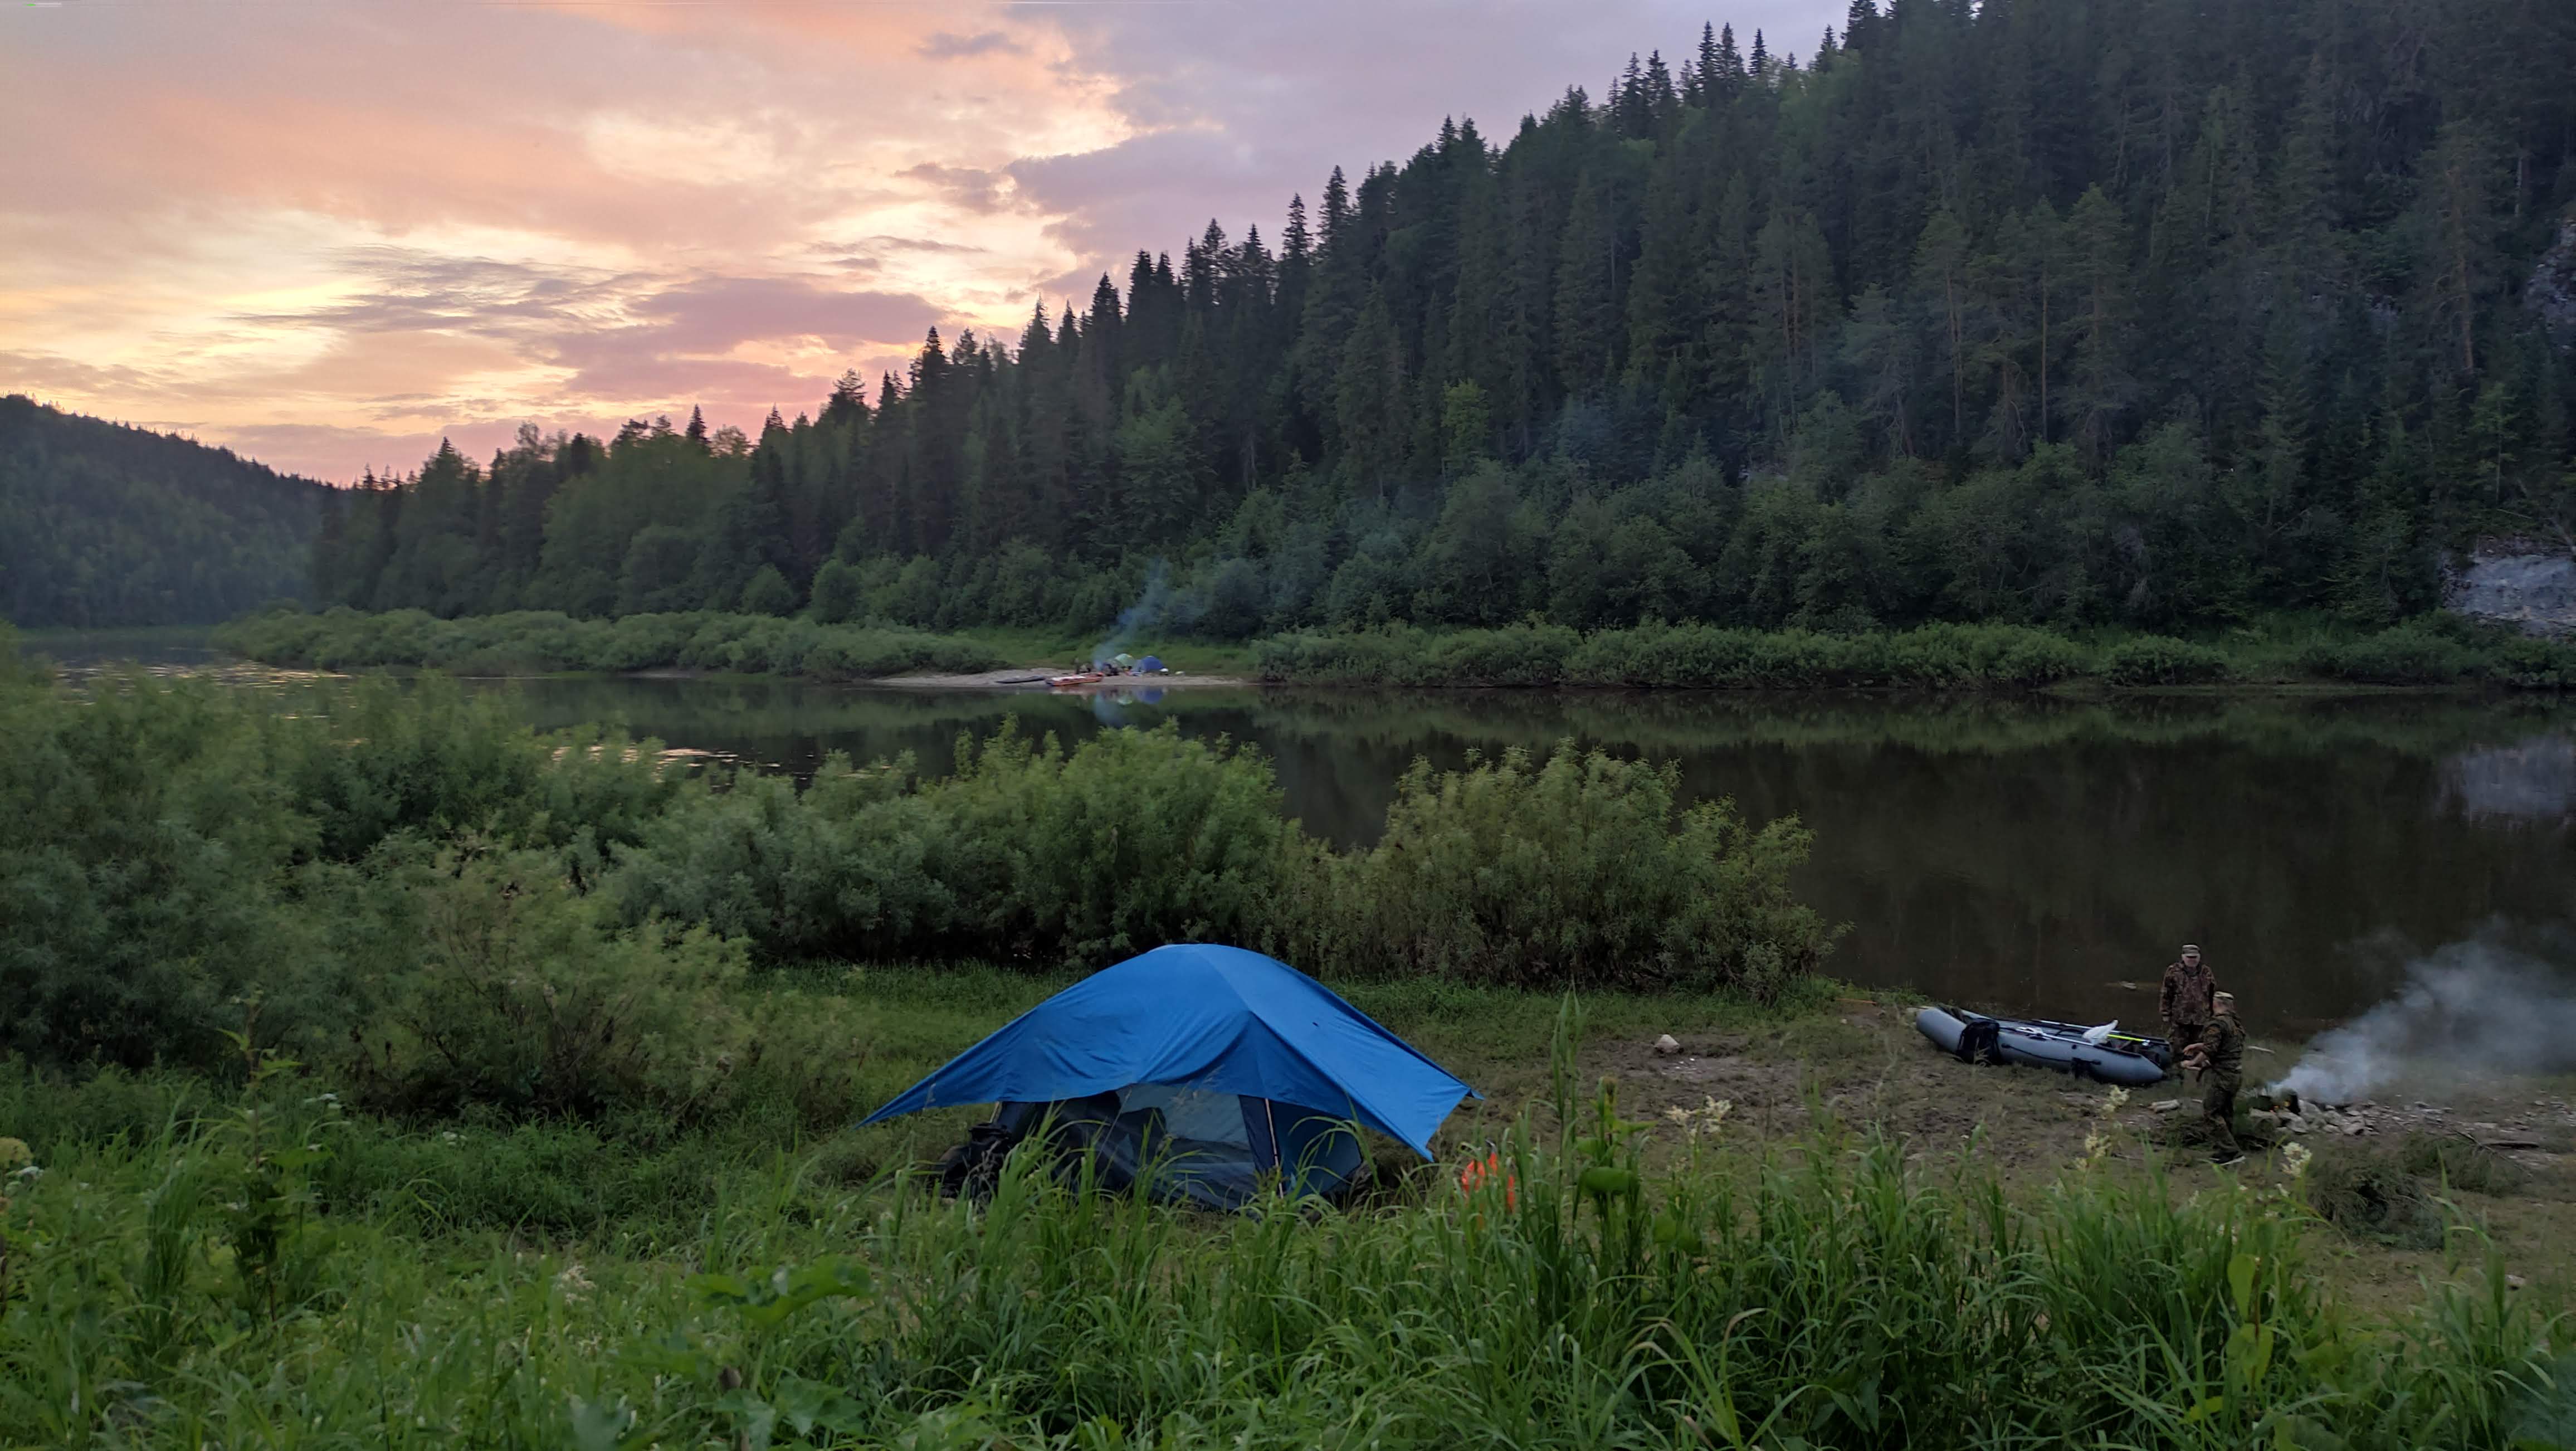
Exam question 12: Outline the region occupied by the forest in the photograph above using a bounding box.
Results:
[311,0,2576,644]
[0,396,327,628]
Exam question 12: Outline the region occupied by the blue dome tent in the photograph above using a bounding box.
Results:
[862,944,1478,1209]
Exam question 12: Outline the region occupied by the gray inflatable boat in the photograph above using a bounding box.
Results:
[1916,1005,2172,1086]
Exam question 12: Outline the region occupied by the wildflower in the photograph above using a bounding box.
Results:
[1665,1097,1733,1140]
[2281,1141,2312,1182]
[556,1262,595,1301]
[2101,1086,2130,1117]
[0,1138,29,1171]
[2078,1128,2111,1171]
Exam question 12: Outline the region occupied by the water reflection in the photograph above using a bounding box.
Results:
[2441,736,2576,824]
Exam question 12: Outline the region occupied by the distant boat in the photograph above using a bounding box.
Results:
[1048,671,1106,688]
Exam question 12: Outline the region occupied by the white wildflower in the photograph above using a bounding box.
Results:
[1665,1096,1733,1140]
[555,1261,594,1301]
[2281,1141,2312,1182]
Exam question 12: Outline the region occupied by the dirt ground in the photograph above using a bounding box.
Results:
[1440,1000,2576,1318]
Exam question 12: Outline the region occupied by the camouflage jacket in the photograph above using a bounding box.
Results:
[2196,1011,2245,1079]
[2162,958,2217,1029]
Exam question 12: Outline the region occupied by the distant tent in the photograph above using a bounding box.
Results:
[861,944,1478,1209]
[1135,655,1165,673]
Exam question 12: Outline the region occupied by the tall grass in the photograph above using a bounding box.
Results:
[3,1022,2563,1449]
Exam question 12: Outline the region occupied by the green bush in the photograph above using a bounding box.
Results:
[1263,621,2095,688]
[0,674,671,1073]
[611,723,1304,969]
[336,844,855,1124]
[2104,634,2237,685]
[2299,624,2476,685]
[0,674,323,1068]
[1285,743,1833,996]
[216,607,1005,681]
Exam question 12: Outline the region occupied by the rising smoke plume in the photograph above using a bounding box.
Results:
[1091,560,1196,669]
[2275,936,2576,1104]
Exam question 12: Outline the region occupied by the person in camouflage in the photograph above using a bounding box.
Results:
[2160,944,2217,1050]
[2181,990,2246,1165]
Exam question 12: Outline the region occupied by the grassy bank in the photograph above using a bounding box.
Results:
[13,629,2573,1445]
[212,607,2576,692]
[212,606,1011,681]
[7,995,2570,1450]
[1255,618,2576,689]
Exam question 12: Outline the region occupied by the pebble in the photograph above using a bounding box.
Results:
[2153,1100,2184,1116]
[1652,1034,1682,1056]
[2508,1275,2529,1291]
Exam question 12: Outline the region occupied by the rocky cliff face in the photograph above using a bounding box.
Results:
[2530,217,2576,352]
[2448,544,2576,638]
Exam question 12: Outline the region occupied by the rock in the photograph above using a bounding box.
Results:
[1652,1034,1682,1056]
[2482,1137,2543,1151]
[2344,1122,2367,1137]
[2508,1274,2530,1291]
[2527,218,2576,350]
[2153,1100,2184,1115]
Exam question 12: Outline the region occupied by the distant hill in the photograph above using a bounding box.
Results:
[1,395,331,627]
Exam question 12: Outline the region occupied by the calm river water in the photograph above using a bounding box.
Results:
[469,674,2576,1039]
[30,631,2576,1039]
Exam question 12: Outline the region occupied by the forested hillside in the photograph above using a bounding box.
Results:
[323,0,2576,638]
[1,396,328,627]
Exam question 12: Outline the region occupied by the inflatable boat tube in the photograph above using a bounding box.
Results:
[1915,1005,2169,1087]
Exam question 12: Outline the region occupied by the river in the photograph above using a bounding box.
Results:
[479,674,2576,1039]
[30,631,2576,1039]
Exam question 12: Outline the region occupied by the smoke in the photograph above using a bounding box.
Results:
[1091,559,1199,668]
[2275,938,2576,1104]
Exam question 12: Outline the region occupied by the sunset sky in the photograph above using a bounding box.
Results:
[3,0,1838,481]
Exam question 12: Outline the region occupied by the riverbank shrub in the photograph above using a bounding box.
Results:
[608,725,1305,968]
[1285,744,1832,995]
[1255,620,2576,689]
[2102,634,2238,685]
[214,606,1005,680]
[4,671,1829,1104]
[334,843,855,1125]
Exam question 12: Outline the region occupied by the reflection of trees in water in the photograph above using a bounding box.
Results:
[451,676,2576,1033]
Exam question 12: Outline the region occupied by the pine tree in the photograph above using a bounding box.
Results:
[1553,171,1619,396]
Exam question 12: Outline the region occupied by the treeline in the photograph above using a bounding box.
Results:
[1,396,327,627]
[4,645,1827,1106]
[317,0,2576,642]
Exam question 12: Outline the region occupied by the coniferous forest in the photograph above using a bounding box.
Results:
[316,0,2576,639]
[1,396,328,628]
